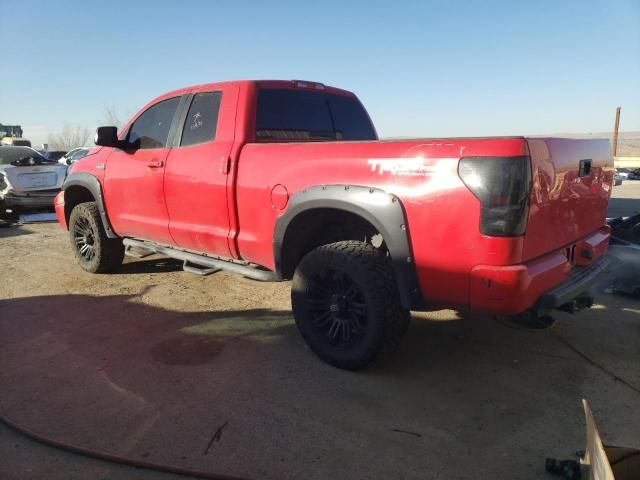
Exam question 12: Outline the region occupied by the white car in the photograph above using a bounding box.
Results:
[0,146,67,221]
[59,147,92,165]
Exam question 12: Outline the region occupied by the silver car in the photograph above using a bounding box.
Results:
[0,146,67,220]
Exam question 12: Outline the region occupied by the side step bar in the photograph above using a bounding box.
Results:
[123,245,154,259]
[123,238,279,282]
[182,260,220,276]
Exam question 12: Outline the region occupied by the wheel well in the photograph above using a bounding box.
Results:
[279,208,386,279]
[64,186,96,225]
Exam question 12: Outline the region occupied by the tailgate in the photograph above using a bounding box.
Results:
[523,138,613,261]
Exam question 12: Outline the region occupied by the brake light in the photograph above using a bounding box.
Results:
[292,80,325,90]
[458,156,531,236]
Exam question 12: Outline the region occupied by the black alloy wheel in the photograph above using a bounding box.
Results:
[68,202,124,273]
[292,240,410,370]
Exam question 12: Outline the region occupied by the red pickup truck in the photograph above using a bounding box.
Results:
[55,80,613,369]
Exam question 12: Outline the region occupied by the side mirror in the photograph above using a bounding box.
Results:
[94,126,119,147]
[66,158,72,165]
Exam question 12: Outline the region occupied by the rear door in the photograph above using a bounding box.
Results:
[163,86,238,257]
[523,138,613,261]
[103,96,181,244]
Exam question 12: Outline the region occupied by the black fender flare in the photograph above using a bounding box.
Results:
[62,172,117,238]
[273,184,423,309]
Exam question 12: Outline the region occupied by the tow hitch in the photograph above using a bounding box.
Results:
[556,294,594,314]
[497,293,595,330]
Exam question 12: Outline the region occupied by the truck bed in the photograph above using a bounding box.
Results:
[236,136,613,311]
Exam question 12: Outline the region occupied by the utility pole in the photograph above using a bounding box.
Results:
[612,106,621,157]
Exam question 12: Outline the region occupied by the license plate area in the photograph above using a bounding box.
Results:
[19,173,57,188]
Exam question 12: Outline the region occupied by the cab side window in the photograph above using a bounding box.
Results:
[128,97,180,149]
[180,92,222,147]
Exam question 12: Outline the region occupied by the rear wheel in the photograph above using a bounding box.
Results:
[68,201,124,273]
[291,240,410,370]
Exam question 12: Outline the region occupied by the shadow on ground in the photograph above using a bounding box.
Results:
[0,223,34,238]
[119,257,185,275]
[1,287,639,480]
[608,196,640,217]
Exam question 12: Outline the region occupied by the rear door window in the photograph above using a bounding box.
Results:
[255,89,376,141]
[327,95,376,141]
[0,147,47,164]
[180,92,222,147]
[128,97,180,149]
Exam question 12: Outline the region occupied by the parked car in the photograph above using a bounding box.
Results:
[616,167,631,179]
[627,169,640,180]
[55,80,613,369]
[614,170,625,186]
[0,146,68,221]
[59,147,92,165]
[43,150,67,162]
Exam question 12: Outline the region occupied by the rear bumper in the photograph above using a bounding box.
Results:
[535,256,609,310]
[1,190,58,209]
[469,226,610,315]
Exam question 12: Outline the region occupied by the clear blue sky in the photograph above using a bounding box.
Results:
[1,0,639,146]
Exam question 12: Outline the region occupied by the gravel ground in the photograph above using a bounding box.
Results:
[0,187,639,480]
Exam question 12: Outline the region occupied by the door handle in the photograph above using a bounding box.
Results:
[146,160,164,168]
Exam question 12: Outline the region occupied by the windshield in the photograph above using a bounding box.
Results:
[0,146,57,165]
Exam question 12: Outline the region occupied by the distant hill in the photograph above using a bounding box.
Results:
[612,131,639,157]
[552,131,640,157]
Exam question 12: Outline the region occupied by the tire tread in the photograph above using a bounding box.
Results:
[68,202,124,273]
[292,240,409,369]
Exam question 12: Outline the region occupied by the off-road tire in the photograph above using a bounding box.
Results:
[291,240,410,370]
[68,201,124,273]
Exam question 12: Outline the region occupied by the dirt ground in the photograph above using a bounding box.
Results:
[1,186,639,480]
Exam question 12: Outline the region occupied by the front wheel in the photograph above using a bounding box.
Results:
[68,201,124,273]
[291,240,410,370]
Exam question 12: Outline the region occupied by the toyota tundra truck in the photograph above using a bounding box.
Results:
[54,80,613,369]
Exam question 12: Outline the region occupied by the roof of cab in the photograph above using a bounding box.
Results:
[123,80,358,131]
[158,80,355,100]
